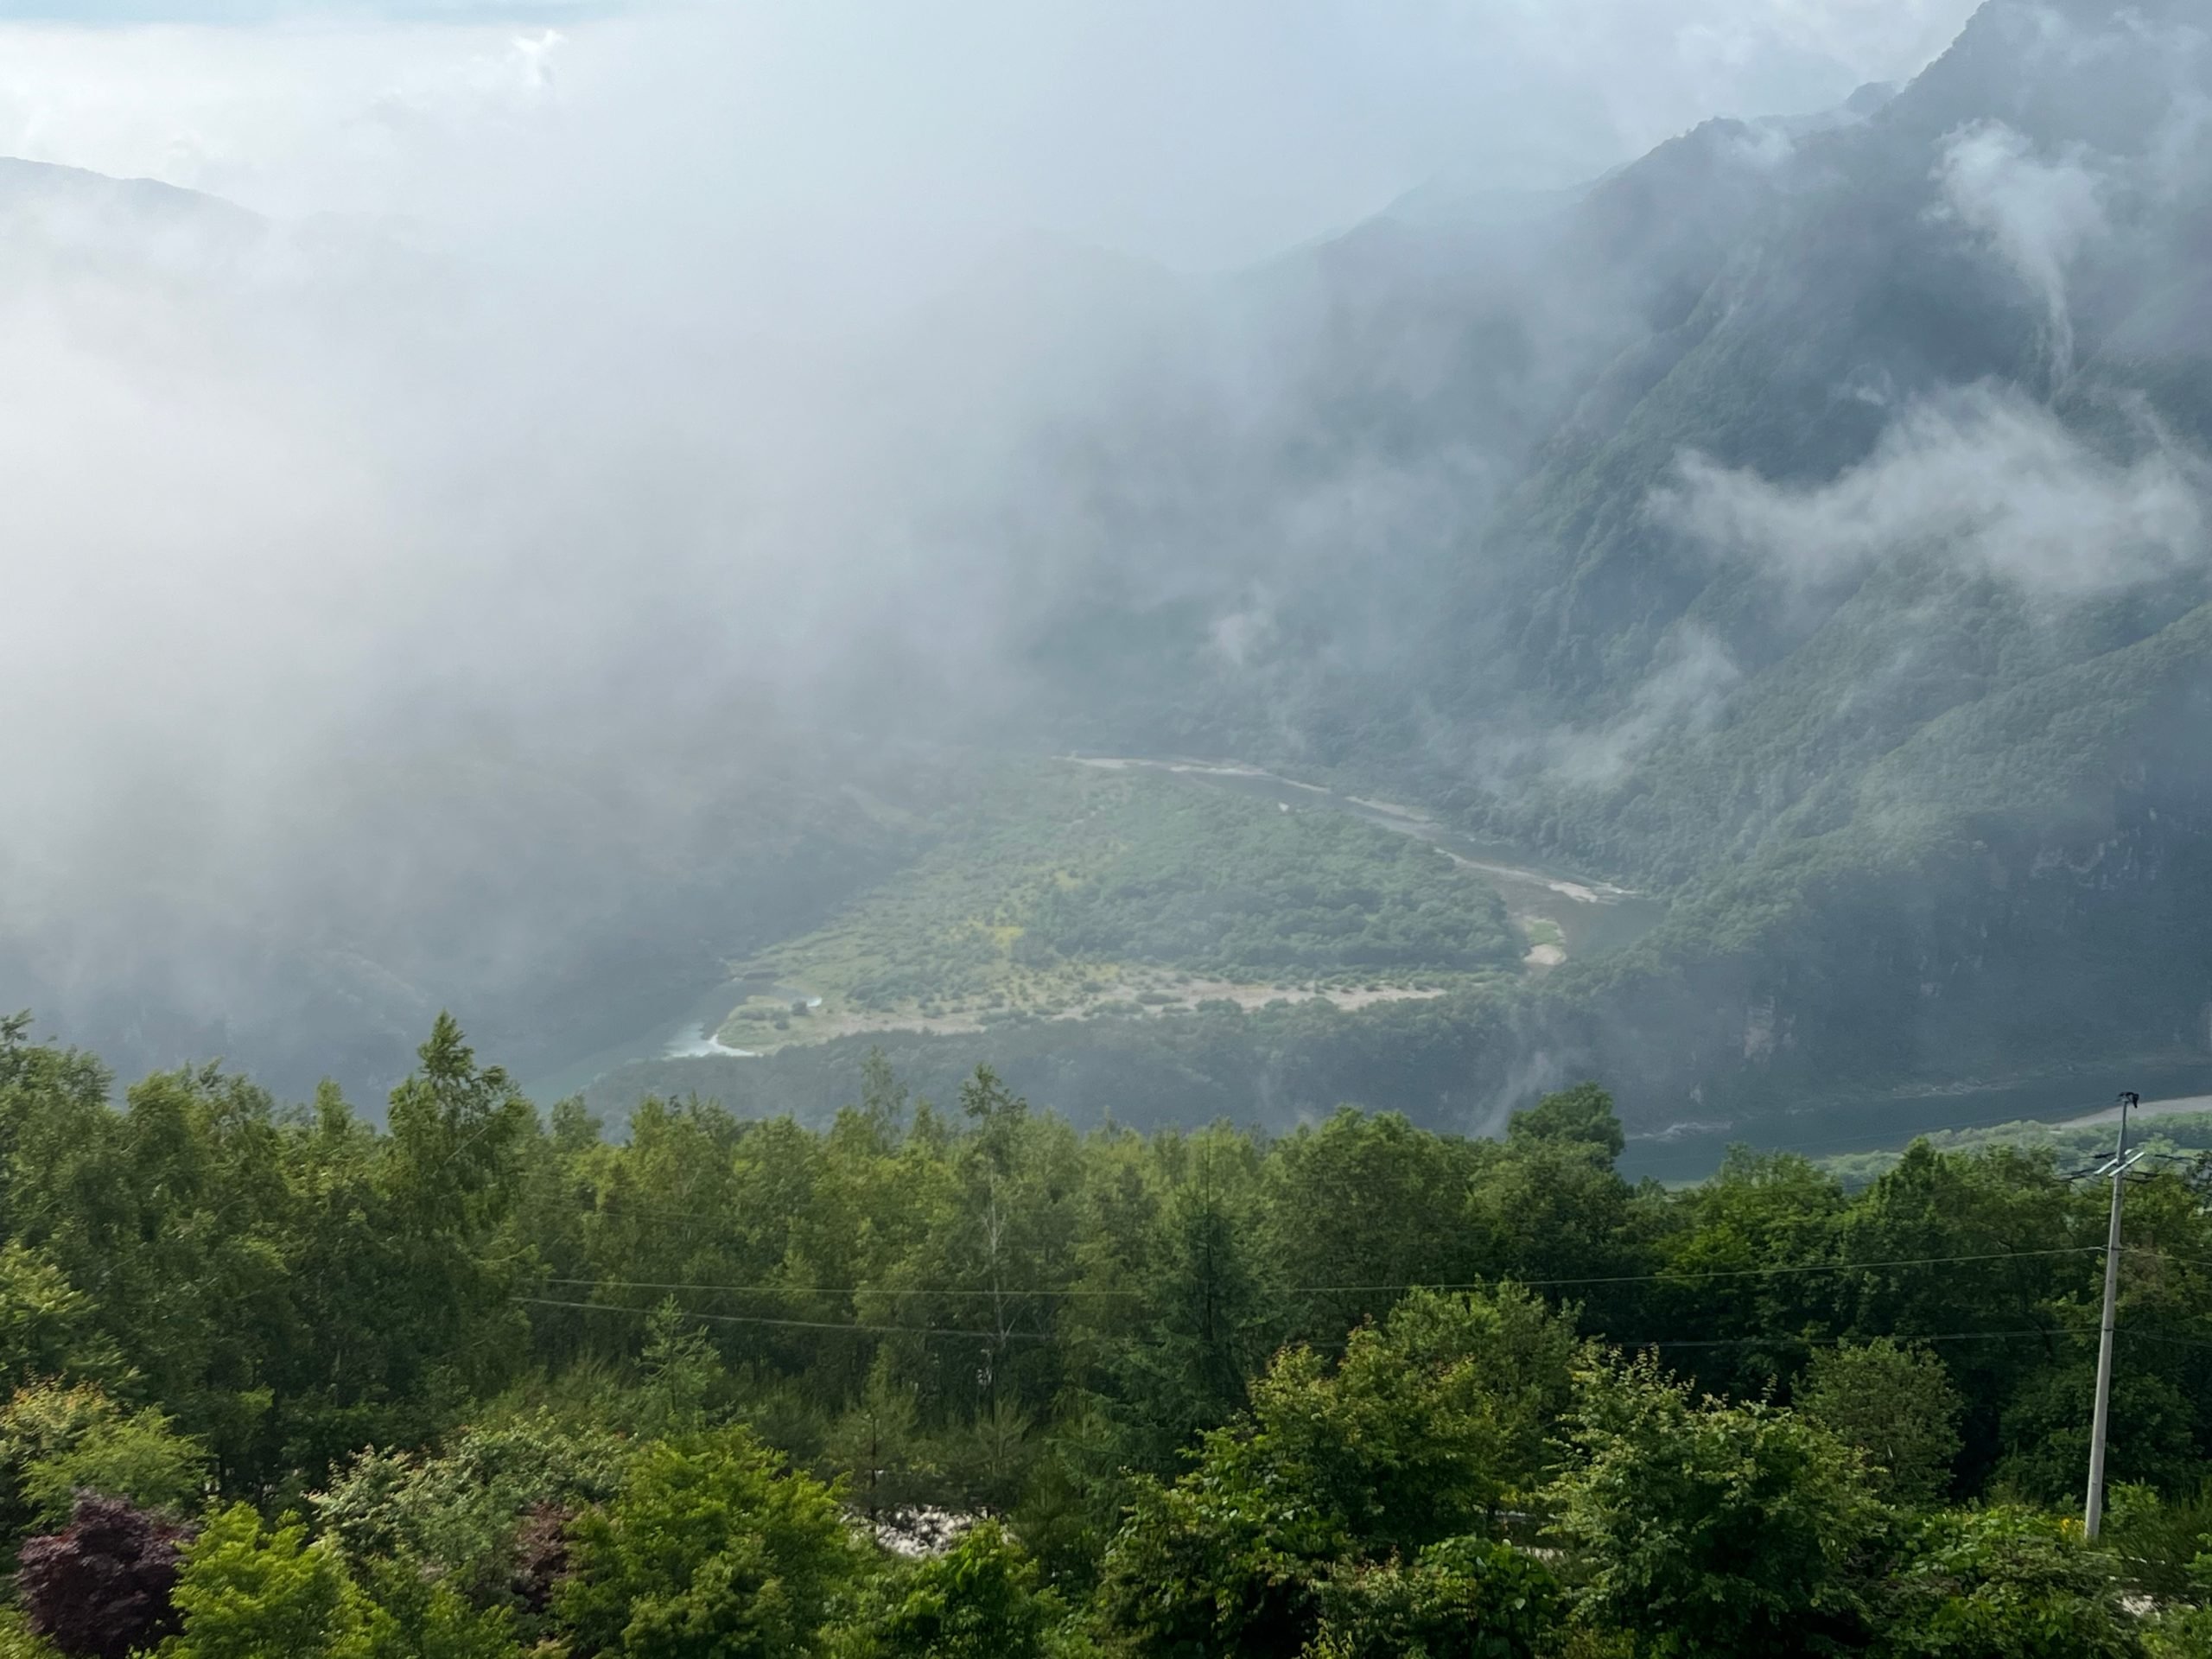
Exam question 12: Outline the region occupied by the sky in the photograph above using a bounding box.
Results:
[0,0,1990,276]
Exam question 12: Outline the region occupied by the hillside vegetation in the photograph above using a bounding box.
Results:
[957,0,2212,1133]
[582,0,2212,1141]
[3,1017,2212,1655]
[1820,1110,2212,1188]
[712,763,1521,1053]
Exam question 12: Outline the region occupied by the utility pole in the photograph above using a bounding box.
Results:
[2085,1090,2141,1541]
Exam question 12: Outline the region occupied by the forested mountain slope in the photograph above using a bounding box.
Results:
[997,0,2212,1123]
[1490,0,2212,1112]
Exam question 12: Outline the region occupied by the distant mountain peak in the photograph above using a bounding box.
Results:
[1844,81,1899,118]
[1890,0,2210,152]
[0,155,257,226]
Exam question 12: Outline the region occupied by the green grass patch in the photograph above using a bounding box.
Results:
[716,760,1519,1044]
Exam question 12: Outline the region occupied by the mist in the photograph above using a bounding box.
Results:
[1662,386,2209,599]
[16,0,2155,1113]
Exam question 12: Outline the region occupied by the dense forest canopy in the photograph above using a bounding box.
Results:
[0,1016,2208,1653]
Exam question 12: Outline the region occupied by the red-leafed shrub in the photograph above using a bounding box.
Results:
[16,1491,190,1659]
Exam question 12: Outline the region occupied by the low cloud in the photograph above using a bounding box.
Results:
[1548,629,1744,787]
[1209,602,1274,669]
[1931,120,2107,378]
[1467,626,1744,794]
[1657,385,2209,600]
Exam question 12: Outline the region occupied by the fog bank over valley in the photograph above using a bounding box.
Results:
[6,0,2209,1160]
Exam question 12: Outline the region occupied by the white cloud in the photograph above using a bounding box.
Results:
[1210,603,1274,669]
[0,0,1983,275]
[1548,628,1744,786]
[1659,386,2209,599]
[1932,120,2108,378]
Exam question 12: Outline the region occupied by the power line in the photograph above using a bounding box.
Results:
[569,1123,2212,1230]
[1497,1247,2101,1291]
[1692,1110,2144,1158]
[2115,1327,2212,1353]
[1723,1119,2026,1155]
[1713,1110,2212,1161]
[533,1277,1122,1300]
[2059,1151,2206,1181]
[1614,1325,2100,1353]
[563,1141,2212,1247]
[575,1195,750,1228]
[526,1244,2105,1304]
[512,1296,1054,1343]
[519,1297,2179,1361]
[2123,1246,2212,1273]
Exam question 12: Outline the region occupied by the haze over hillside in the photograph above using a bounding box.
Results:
[4,0,2209,1160]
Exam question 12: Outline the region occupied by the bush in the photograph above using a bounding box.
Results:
[1878,1506,2147,1658]
[0,1382,207,1532]
[1549,1353,1885,1657]
[832,1520,1054,1659]
[312,1410,628,1610]
[556,1426,865,1658]
[2106,1482,2212,1600]
[16,1492,188,1659]
[157,1503,518,1659]
[1096,1289,1580,1657]
[1797,1341,1962,1508]
[0,1612,62,1659]
[1307,1537,1562,1659]
[161,1505,359,1659]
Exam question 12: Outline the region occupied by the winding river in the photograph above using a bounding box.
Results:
[523,753,1666,1102]
[527,756,2212,1174]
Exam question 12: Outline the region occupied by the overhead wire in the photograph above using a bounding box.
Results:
[518,1300,2198,1358]
[1675,1109,2142,1158]
[2124,1245,2212,1274]
[2116,1327,2212,1353]
[523,1244,2108,1305]
[521,1166,2212,1353]
[1615,1325,2101,1353]
[513,1296,1055,1343]
[1684,1106,2212,1161]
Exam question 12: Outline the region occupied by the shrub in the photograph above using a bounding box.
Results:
[161,1505,359,1659]
[1308,1537,1562,1659]
[1878,1506,2147,1659]
[556,1427,865,1658]
[16,1492,188,1659]
[0,1382,207,1532]
[1549,1353,1885,1657]
[833,1520,1053,1659]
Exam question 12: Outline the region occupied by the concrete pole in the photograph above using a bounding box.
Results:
[2084,1090,2137,1541]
